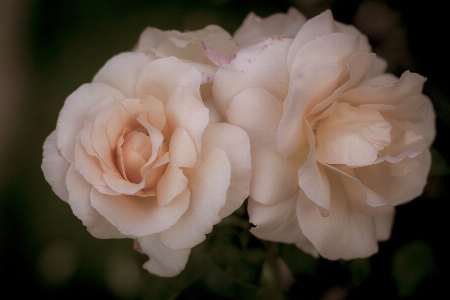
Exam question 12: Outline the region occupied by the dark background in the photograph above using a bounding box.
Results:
[0,0,448,299]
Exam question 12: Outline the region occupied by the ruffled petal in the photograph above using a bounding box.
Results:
[90,187,190,237]
[138,234,191,277]
[315,103,391,167]
[168,128,197,169]
[135,57,201,104]
[57,83,124,162]
[296,185,379,260]
[165,87,209,155]
[93,52,153,98]
[277,62,343,157]
[42,131,70,202]
[213,38,292,115]
[65,164,126,239]
[156,166,188,206]
[248,195,318,257]
[202,122,252,218]
[158,145,230,249]
[234,7,306,47]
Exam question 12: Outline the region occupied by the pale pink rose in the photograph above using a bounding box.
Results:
[42,29,251,276]
[214,9,435,259]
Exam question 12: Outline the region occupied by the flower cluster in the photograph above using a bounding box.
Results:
[42,8,435,277]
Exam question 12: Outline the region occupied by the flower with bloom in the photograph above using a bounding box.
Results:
[214,9,435,259]
[42,26,251,277]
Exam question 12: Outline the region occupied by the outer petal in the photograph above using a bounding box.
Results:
[213,37,292,116]
[202,122,252,218]
[227,88,303,205]
[355,150,431,206]
[57,83,124,163]
[42,131,70,202]
[93,52,154,98]
[234,7,306,47]
[277,62,343,157]
[90,187,190,237]
[296,183,379,260]
[374,209,395,241]
[248,195,318,257]
[135,57,201,105]
[65,164,126,239]
[138,234,191,277]
[158,145,230,249]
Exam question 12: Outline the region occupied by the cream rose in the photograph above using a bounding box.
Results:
[42,27,251,277]
[214,9,435,259]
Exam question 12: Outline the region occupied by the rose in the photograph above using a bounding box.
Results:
[42,26,251,277]
[213,9,435,259]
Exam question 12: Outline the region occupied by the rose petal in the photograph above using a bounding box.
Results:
[234,7,306,47]
[277,62,343,157]
[138,234,191,277]
[213,37,292,116]
[65,164,126,239]
[296,185,379,260]
[158,145,230,249]
[315,103,392,167]
[248,195,318,257]
[57,83,124,163]
[135,57,201,105]
[42,131,70,202]
[165,87,209,155]
[340,71,426,106]
[298,120,331,213]
[227,88,303,205]
[374,209,395,241]
[90,187,190,236]
[202,122,252,218]
[168,127,197,169]
[156,166,188,206]
[93,52,154,98]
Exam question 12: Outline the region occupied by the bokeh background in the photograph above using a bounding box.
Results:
[0,0,448,299]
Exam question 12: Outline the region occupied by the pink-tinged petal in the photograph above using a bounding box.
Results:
[138,234,191,277]
[168,128,197,168]
[329,167,393,216]
[310,51,376,117]
[141,152,169,192]
[227,88,283,146]
[103,172,144,195]
[378,120,427,163]
[374,209,395,241]
[234,7,306,47]
[287,10,337,68]
[156,166,188,206]
[202,122,252,218]
[165,87,209,155]
[201,42,234,67]
[91,187,190,237]
[42,131,70,202]
[227,88,302,205]
[213,38,292,115]
[136,113,165,168]
[135,27,166,53]
[248,195,318,257]
[340,71,426,106]
[413,100,436,147]
[363,56,387,80]
[296,184,379,260]
[298,120,331,213]
[355,150,431,206]
[277,62,343,157]
[362,95,430,123]
[65,164,126,239]
[290,33,359,78]
[316,103,391,167]
[158,145,230,249]
[93,52,153,98]
[135,57,201,104]
[201,83,225,123]
[57,83,124,162]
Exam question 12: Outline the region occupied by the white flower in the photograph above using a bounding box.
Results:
[42,26,251,277]
[214,9,435,259]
